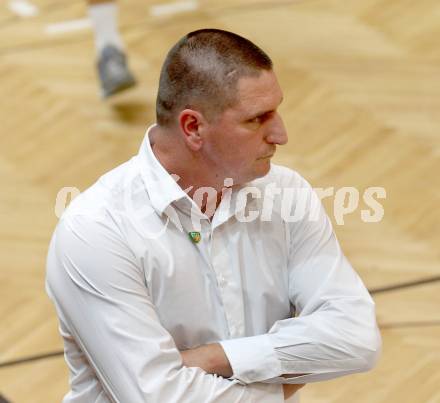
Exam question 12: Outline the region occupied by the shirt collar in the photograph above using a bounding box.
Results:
[137,124,190,215]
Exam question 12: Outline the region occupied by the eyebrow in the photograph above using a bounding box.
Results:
[248,96,284,119]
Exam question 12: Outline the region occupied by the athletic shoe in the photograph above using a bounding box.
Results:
[97,45,136,98]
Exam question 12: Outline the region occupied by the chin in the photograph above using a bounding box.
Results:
[236,161,272,184]
[253,160,272,179]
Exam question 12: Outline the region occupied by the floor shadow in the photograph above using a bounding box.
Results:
[110,101,152,125]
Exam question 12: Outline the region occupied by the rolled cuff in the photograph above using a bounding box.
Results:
[220,333,283,384]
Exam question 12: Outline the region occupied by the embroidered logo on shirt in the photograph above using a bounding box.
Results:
[188,231,201,243]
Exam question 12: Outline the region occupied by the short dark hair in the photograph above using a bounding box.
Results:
[156,29,273,127]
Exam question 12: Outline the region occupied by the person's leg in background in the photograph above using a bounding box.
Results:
[87,0,136,98]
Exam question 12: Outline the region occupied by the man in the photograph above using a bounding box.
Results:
[46,29,381,402]
[88,0,136,98]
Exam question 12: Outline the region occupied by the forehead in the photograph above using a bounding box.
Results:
[233,70,283,114]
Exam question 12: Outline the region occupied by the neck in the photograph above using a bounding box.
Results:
[150,125,229,217]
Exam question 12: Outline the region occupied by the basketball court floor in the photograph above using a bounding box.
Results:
[0,1,439,402]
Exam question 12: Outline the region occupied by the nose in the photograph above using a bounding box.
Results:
[265,112,288,145]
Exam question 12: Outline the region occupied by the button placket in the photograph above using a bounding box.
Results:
[210,231,245,337]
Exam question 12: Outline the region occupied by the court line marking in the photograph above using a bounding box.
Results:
[150,0,199,17]
[0,0,317,54]
[45,18,91,36]
[379,320,440,329]
[8,0,38,17]
[0,350,63,368]
[369,275,440,295]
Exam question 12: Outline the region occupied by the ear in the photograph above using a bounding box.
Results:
[178,109,206,151]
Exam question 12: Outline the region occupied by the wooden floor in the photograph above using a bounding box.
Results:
[1,0,439,402]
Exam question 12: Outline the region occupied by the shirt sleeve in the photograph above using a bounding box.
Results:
[220,176,382,385]
[46,213,284,403]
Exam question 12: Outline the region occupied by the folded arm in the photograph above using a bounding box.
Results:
[179,343,304,399]
[46,214,284,403]
[218,178,382,385]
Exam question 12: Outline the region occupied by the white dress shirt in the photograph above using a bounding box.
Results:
[46,125,381,403]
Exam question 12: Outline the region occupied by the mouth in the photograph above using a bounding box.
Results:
[259,147,276,160]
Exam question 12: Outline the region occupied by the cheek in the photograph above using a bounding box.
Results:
[213,126,262,166]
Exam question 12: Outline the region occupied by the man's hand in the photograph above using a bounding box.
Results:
[180,343,233,378]
[283,384,305,400]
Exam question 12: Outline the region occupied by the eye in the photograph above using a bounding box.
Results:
[248,114,265,124]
